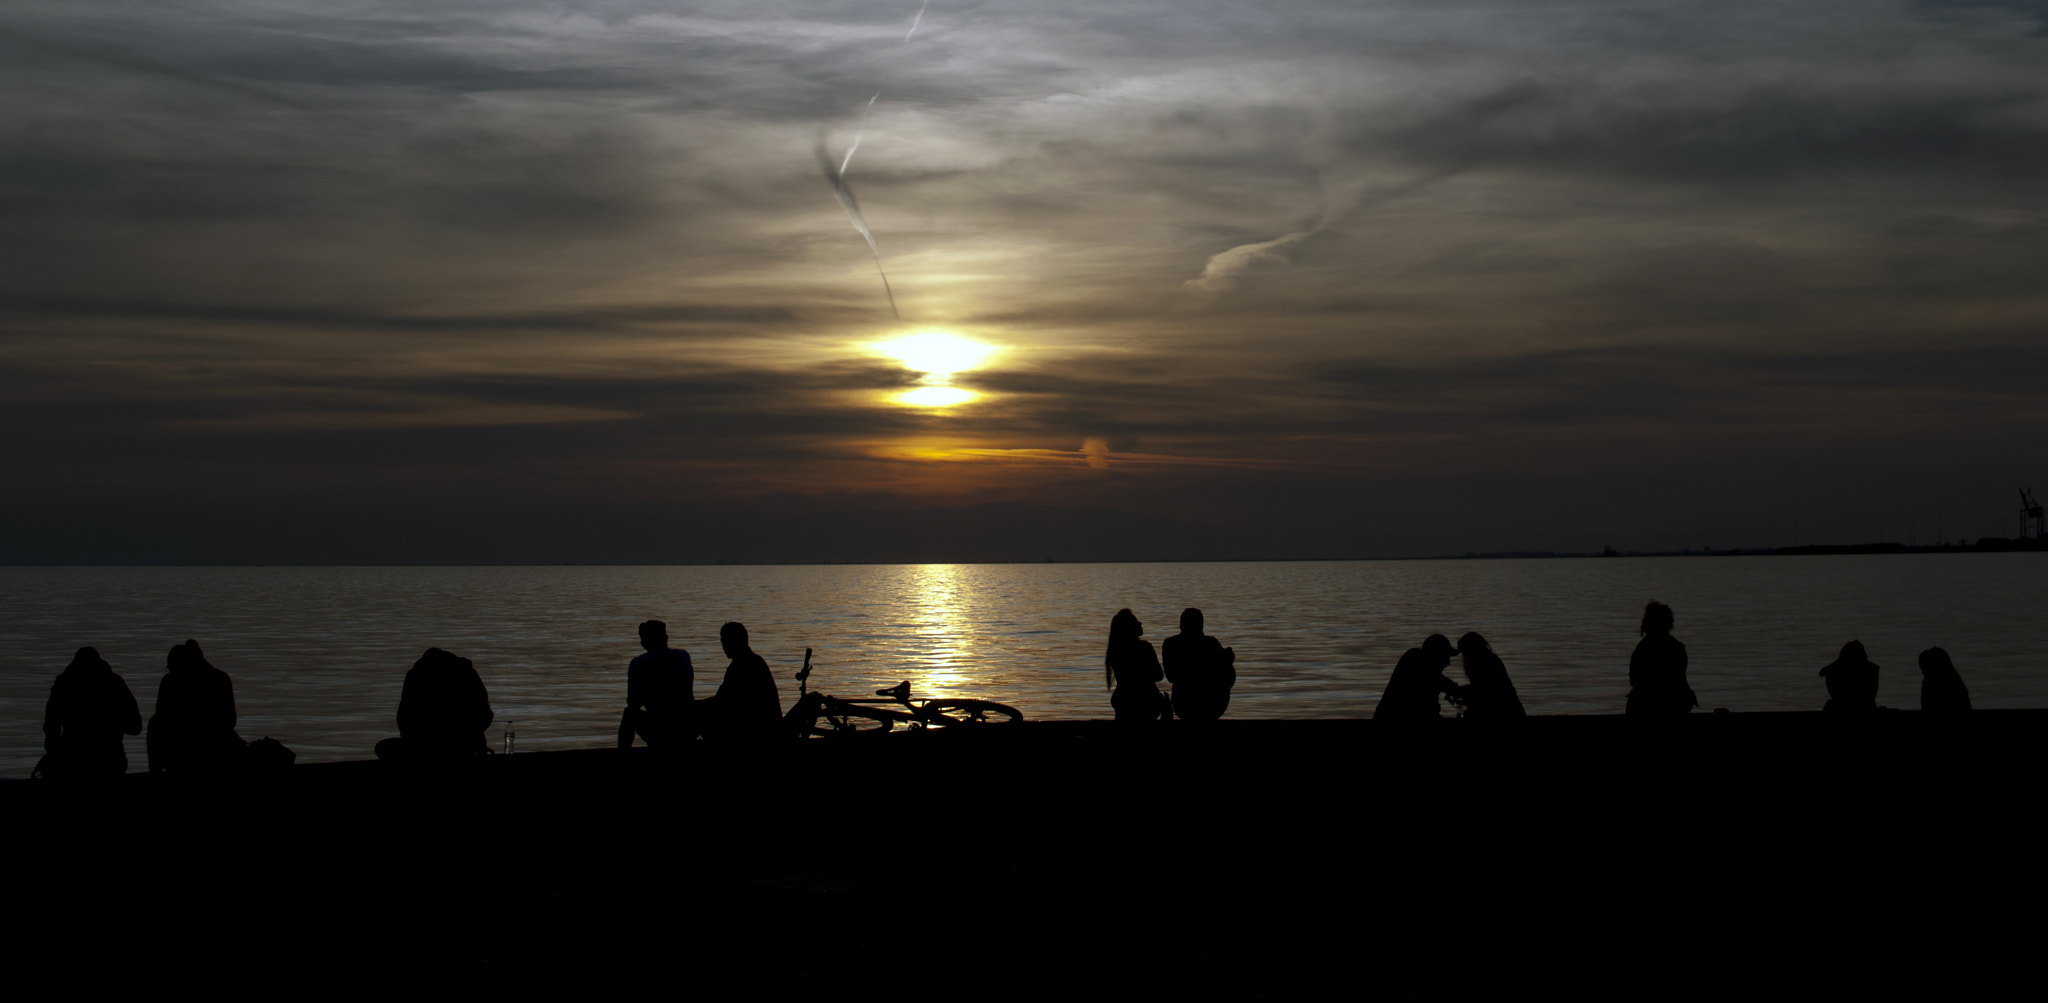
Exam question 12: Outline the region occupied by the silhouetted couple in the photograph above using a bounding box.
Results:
[376,647,494,762]
[147,639,249,774]
[1105,607,1238,723]
[1373,632,1526,720]
[618,620,783,746]
[1818,641,1971,713]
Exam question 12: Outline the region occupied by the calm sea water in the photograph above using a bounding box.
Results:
[2,555,2042,776]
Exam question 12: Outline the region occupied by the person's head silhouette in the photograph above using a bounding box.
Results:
[1919,646,1956,677]
[1458,631,1489,656]
[1179,607,1204,635]
[720,621,750,659]
[1421,633,1457,669]
[1641,602,1674,636]
[1110,608,1143,642]
[639,620,669,653]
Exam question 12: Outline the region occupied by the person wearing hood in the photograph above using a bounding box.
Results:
[1918,647,1971,713]
[42,646,142,778]
[1820,640,1879,712]
[376,647,494,760]
[147,639,245,774]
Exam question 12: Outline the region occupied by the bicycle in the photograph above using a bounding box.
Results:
[787,648,1025,735]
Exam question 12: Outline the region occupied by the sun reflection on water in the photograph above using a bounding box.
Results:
[902,563,973,693]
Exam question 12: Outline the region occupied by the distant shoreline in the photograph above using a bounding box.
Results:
[3,539,2044,568]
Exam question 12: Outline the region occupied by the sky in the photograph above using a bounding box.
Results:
[4,0,2047,563]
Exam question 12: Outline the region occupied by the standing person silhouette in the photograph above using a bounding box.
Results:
[1163,607,1236,722]
[1106,609,1168,723]
[618,620,694,748]
[1374,634,1463,720]
[147,639,244,773]
[1456,632,1526,719]
[375,647,493,760]
[1918,647,1971,712]
[1625,602,1696,716]
[41,646,142,779]
[1820,640,1879,713]
[698,622,782,741]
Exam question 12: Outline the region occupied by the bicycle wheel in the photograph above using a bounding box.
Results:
[820,699,915,734]
[919,700,1025,726]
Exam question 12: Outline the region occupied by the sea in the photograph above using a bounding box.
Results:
[3,554,2042,777]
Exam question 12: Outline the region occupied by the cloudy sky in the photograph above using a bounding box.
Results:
[4,1,2046,563]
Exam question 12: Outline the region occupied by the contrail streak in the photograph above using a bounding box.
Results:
[820,3,930,319]
[904,0,930,44]
[839,94,877,177]
[818,142,899,319]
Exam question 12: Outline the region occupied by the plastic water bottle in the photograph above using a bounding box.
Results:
[503,720,515,755]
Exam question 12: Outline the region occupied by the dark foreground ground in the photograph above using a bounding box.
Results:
[6,711,2043,996]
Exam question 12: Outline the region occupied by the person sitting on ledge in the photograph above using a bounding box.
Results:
[1820,640,1879,713]
[1456,632,1525,719]
[1626,601,1696,716]
[147,639,245,774]
[619,620,694,748]
[1164,607,1236,723]
[375,647,493,761]
[1374,634,1463,720]
[697,622,782,742]
[1106,608,1169,723]
[1918,647,1971,713]
[41,646,142,779]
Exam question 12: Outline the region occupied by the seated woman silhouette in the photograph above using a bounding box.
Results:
[1820,640,1879,712]
[147,639,245,773]
[1918,647,1971,713]
[375,648,494,760]
[1456,632,1526,719]
[1163,607,1236,723]
[41,646,142,779]
[1374,634,1462,720]
[1625,602,1696,716]
[697,622,782,742]
[1106,609,1168,723]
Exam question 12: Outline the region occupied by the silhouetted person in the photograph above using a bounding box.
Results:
[41,646,142,779]
[1164,607,1236,722]
[375,648,493,760]
[1374,634,1462,720]
[147,639,245,774]
[1106,608,1168,722]
[618,620,694,748]
[698,622,781,741]
[1918,647,1971,713]
[1457,632,1525,719]
[1625,602,1696,716]
[1820,640,1879,713]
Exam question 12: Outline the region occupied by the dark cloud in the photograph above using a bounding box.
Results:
[3,1,2047,560]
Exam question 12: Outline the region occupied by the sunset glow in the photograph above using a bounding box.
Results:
[896,386,979,408]
[872,332,997,381]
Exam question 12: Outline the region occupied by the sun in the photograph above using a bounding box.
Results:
[869,330,997,409]
[896,386,979,407]
[872,331,997,381]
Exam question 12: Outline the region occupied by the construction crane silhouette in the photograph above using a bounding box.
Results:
[2022,488,2047,540]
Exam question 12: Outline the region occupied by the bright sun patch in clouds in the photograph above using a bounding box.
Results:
[870,331,997,409]
[873,331,997,380]
[896,386,979,407]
